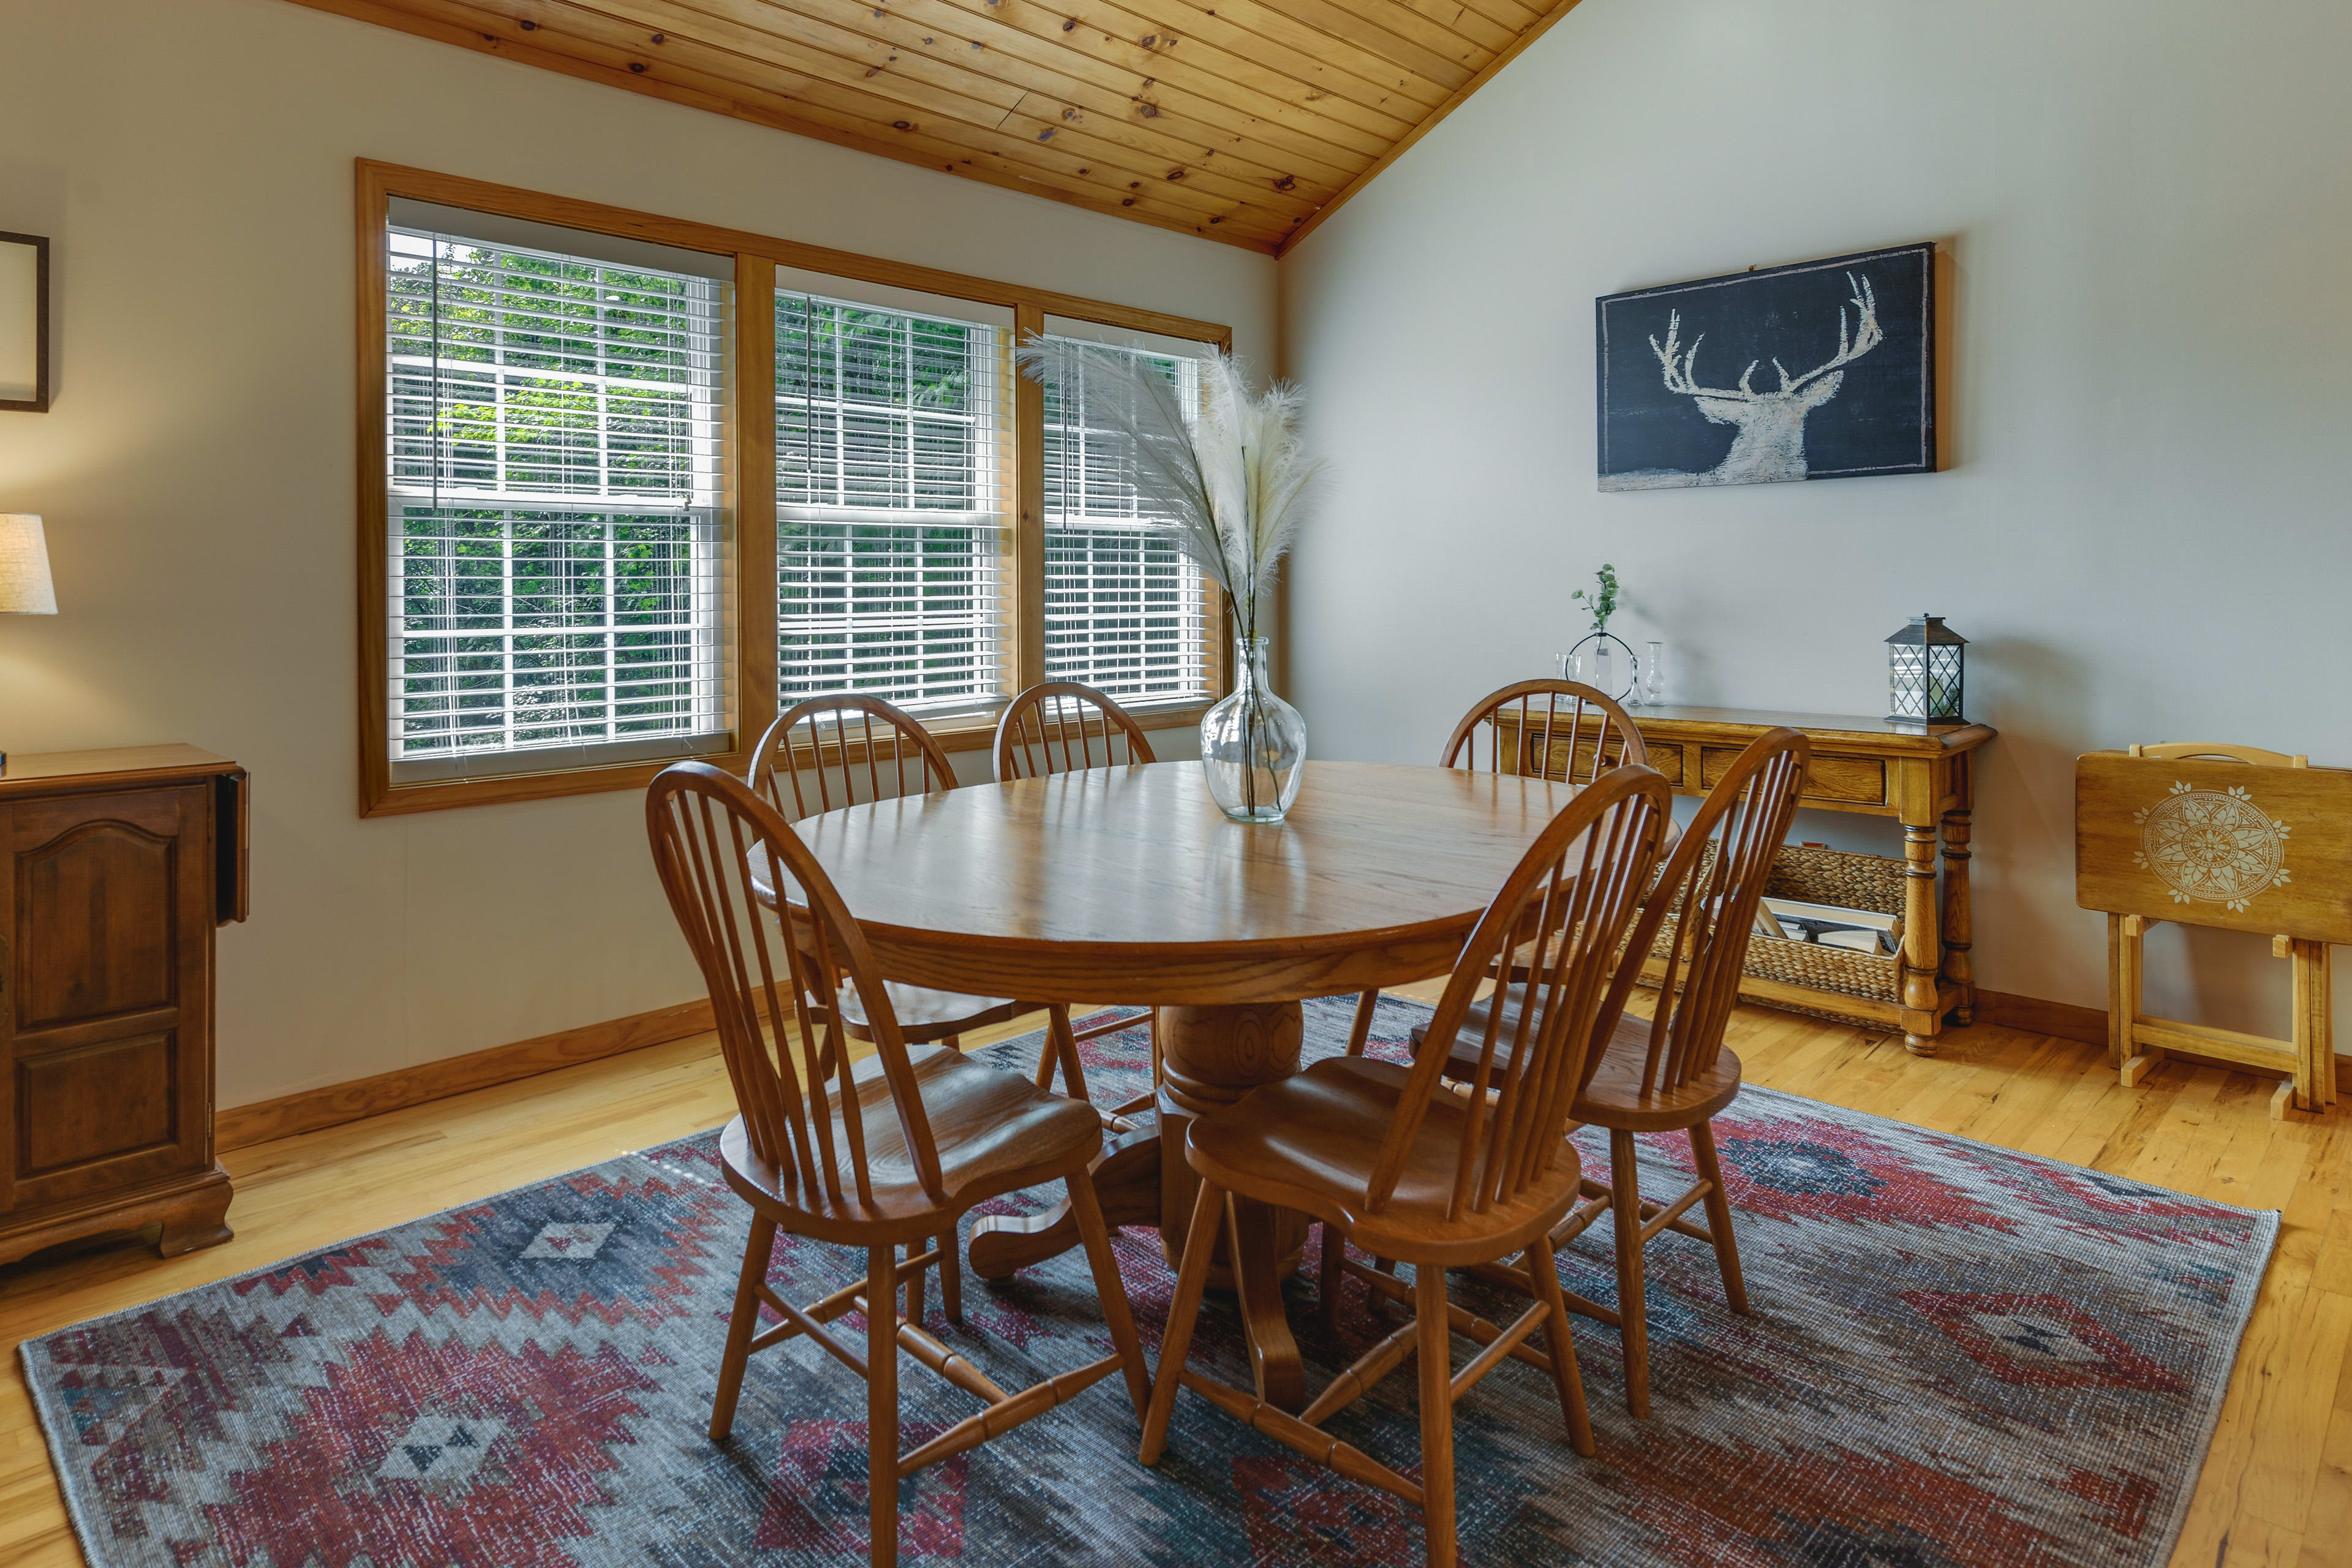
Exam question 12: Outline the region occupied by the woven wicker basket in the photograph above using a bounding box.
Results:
[1648,843,1908,1015]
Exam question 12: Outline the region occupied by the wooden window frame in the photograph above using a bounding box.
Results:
[356,160,1232,816]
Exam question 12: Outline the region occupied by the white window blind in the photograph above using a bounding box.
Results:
[385,210,730,782]
[777,281,1012,715]
[1039,319,1215,706]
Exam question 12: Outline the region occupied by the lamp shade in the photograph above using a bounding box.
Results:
[0,514,56,614]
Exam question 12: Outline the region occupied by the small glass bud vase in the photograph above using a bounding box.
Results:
[1638,641,1667,706]
[1200,635,1306,824]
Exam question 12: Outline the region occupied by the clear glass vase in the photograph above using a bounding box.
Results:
[1199,635,1306,824]
[1578,639,1618,699]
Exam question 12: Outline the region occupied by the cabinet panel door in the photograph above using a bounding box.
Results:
[5,785,214,1212]
[15,793,182,1028]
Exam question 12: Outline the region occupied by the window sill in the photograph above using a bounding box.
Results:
[361,702,1214,815]
[361,745,752,818]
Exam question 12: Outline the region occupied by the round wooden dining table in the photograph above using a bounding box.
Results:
[794,757,1583,1411]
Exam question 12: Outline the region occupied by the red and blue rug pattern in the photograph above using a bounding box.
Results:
[23,997,2273,1566]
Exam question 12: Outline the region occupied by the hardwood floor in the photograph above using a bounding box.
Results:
[4,998,2346,1567]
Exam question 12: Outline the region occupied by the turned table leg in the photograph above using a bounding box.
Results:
[1900,812,1943,1058]
[1940,802,1975,1026]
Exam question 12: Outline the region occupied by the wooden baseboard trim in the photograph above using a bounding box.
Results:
[1972,986,2352,1077]
[215,999,717,1152]
[1974,989,2107,1047]
[210,981,2346,1155]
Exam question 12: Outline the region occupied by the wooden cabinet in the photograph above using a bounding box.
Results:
[0,746,246,1267]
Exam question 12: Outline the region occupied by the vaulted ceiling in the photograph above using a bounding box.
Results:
[291,0,1580,254]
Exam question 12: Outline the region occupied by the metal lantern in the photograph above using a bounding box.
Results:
[1885,615,1967,723]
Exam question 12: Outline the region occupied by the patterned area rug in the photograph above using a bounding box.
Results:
[24,997,2273,1567]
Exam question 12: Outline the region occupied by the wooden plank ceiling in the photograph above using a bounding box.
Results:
[290,0,1578,254]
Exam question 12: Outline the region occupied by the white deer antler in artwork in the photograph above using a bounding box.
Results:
[1645,272,1883,485]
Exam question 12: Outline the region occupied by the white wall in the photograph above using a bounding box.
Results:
[0,0,1274,1107]
[1281,0,2352,1033]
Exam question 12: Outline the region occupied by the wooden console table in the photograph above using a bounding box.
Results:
[1498,704,1994,1055]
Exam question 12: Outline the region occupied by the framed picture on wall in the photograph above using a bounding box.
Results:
[1,231,51,413]
[1597,242,1934,491]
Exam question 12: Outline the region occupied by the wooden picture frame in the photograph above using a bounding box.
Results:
[1597,242,1936,491]
[0,231,50,413]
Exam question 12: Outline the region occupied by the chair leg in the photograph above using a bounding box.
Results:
[867,1243,901,1568]
[1345,990,1379,1057]
[1048,1005,1093,1103]
[1368,1254,1400,1325]
[1688,1121,1749,1315]
[1525,1233,1596,1456]
[1608,1128,1651,1419]
[1414,1264,1458,1568]
[1140,1179,1226,1466]
[1318,1221,1345,1330]
[709,1214,777,1442]
[1067,1166,1153,1423]
[1034,1011,1061,1091]
[938,1224,963,1325]
[905,1237,925,1327]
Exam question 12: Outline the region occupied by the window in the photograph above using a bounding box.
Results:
[775,281,1013,714]
[359,164,1230,815]
[383,203,731,783]
[1040,320,1216,706]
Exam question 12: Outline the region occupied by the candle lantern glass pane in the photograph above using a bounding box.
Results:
[1888,644,1929,721]
[1926,646,1964,720]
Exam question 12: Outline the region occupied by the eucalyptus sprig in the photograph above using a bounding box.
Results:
[1572,563,1621,635]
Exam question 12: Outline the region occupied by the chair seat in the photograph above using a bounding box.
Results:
[836,981,1023,1044]
[723,1044,1100,1240]
[1422,1000,1743,1133]
[1574,1020,1742,1131]
[1184,1056,1583,1267]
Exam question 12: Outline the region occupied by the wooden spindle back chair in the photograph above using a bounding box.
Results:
[1390,767,1675,1220]
[993,681,1157,780]
[645,762,1151,1567]
[1606,727,1811,1101]
[650,761,937,1217]
[749,694,1115,1134]
[1142,764,1674,1568]
[752,695,958,824]
[1428,727,1811,1417]
[1338,679,1651,1057]
[992,680,1162,1112]
[1441,679,1647,783]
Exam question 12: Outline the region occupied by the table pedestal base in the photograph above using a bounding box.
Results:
[1158,1003,1311,1410]
[965,999,1316,1411]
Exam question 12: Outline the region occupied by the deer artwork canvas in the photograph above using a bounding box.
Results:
[1596,243,1935,490]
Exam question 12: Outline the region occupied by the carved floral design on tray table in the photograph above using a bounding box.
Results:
[2133,782,2291,911]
